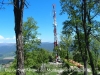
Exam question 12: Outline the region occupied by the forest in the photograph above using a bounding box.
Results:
[0,0,100,75]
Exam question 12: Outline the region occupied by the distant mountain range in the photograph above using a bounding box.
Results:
[39,42,54,51]
[0,42,54,59]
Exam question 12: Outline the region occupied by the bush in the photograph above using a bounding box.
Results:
[97,60,100,71]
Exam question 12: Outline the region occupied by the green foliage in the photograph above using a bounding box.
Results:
[23,17,41,51]
[73,51,82,62]
[10,59,17,69]
[97,60,100,71]
[61,71,80,75]
[11,48,50,69]
[22,17,41,68]
[32,48,50,69]
[11,17,51,69]
[72,33,85,63]
[0,72,15,75]
[90,36,100,68]
[59,35,73,59]
[26,71,37,75]
[60,0,100,75]
[24,52,34,68]
[49,72,58,75]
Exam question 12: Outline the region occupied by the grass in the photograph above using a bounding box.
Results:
[1,62,100,75]
[49,72,58,75]
[0,71,58,75]
[0,72,15,75]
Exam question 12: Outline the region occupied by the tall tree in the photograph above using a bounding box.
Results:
[82,0,100,74]
[60,0,100,75]
[23,17,41,67]
[60,0,88,74]
[13,0,25,75]
[10,17,41,69]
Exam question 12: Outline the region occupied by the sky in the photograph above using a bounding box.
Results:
[0,0,67,43]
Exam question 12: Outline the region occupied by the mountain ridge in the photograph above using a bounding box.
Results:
[0,42,54,59]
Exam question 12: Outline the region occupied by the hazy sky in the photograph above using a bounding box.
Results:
[0,0,67,43]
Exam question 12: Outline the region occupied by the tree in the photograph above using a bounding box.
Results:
[81,0,100,74]
[31,48,50,72]
[61,18,88,75]
[72,34,85,62]
[90,35,100,69]
[13,0,25,75]
[60,0,88,74]
[23,17,41,67]
[11,17,41,68]
[59,35,72,59]
[60,0,100,75]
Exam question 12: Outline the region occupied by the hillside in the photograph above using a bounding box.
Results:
[39,42,54,51]
[0,42,54,59]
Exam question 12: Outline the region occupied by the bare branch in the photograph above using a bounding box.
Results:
[0,0,4,9]
[0,0,29,9]
[0,0,13,9]
[24,2,28,8]
[90,34,100,43]
[24,0,30,8]
[26,0,29,5]
[91,11,99,20]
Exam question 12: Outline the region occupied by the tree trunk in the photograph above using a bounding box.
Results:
[86,39,97,75]
[76,25,88,75]
[84,59,87,75]
[82,0,96,75]
[13,0,25,75]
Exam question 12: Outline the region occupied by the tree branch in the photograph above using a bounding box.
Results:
[91,11,99,20]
